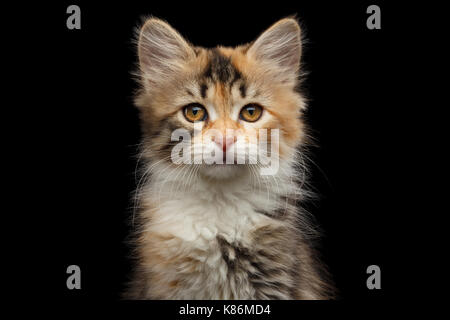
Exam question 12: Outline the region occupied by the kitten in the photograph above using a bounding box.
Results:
[125,17,335,299]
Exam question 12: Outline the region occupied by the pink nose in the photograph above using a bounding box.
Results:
[214,136,235,153]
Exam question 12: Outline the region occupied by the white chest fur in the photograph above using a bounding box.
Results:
[139,164,295,299]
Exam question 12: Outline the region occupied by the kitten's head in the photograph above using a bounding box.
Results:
[135,17,307,180]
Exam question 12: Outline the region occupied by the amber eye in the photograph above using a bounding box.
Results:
[240,104,263,122]
[184,103,207,122]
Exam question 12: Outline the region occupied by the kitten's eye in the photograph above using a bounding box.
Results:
[240,104,263,122]
[184,103,207,122]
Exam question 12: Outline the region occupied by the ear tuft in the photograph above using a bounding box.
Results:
[248,18,302,76]
[137,18,194,86]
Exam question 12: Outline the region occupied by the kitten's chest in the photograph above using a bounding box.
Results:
[144,187,281,299]
[148,180,277,242]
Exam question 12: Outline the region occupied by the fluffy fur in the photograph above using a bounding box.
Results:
[124,17,335,299]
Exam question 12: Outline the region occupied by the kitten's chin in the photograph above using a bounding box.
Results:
[199,164,247,180]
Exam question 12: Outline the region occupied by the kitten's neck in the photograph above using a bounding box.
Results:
[139,159,303,219]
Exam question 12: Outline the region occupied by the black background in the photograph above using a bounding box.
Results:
[17,0,418,313]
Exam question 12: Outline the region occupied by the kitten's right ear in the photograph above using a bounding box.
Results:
[247,18,302,84]
[137,18,194,88]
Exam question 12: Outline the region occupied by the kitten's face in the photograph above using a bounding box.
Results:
[135,18,306,179]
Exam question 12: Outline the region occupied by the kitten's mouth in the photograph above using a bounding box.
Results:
[201,152,242,165]
[198,159,248,179]
[219,153,234,165]
[209,154,245,165]
[209,162,238,166]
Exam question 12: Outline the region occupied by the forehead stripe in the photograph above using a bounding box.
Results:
[239,83,247,98]
[200,83,208,99]
[203,48,241,84]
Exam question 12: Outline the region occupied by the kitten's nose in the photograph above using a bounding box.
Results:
[214,136,235,153]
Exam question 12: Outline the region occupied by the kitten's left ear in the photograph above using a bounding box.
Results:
[247,18,302,82]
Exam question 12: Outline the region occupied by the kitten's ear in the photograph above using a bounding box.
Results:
[247,18,302,82]
[137,18,194,88]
